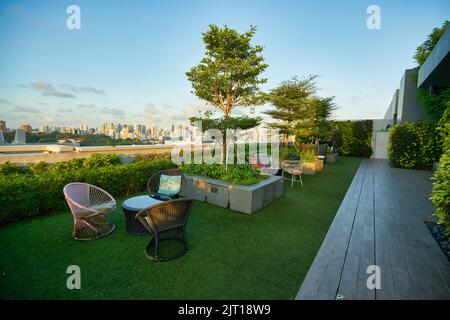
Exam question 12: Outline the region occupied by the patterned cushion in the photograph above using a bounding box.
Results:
[158,175,181,195]
[287,169,303,175]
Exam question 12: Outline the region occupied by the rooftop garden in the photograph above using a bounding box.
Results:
[0,156,362,299]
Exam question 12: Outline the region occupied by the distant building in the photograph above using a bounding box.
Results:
[0,131,6,145]
[0,120,6,132]
[11,128,26,145]
[57,138,81,147]
[19,124,32,133]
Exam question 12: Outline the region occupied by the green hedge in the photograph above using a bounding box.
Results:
[329,120,373,158]
[0,158,175,225]
[430,107,450,237]
[388,120,440,169]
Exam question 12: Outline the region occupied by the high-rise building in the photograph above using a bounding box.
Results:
[0,130,6,145]
[19,124,32,133]
[0,120,6,132]
[11,128,26,144]
[39,125,51,133]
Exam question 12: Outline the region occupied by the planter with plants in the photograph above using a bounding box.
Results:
[325,146,339,163]
[178,163,284,214]
[300,150,324,174]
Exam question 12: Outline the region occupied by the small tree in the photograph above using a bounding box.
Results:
[186,25,268,163]
[186,24,268,117]
[265,76,336,146]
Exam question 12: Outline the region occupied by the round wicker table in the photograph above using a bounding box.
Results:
[122,195,162,235]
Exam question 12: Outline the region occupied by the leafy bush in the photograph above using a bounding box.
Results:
[279,146,300,160]
[388,120,440,169]
[81,153,121,168]
[328,120,373,158]
[417,87,450,122]
[430,107,450,238]
[0,162,29,175]
[0,154,122,177]
[299,150,317,161]
[179,163,266,185]
[0,158,175,225]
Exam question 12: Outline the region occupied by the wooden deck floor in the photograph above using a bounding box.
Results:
[296,159,450,300]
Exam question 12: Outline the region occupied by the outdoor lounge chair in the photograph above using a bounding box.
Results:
[147,169,186,201]
[281,160,304,187]
[63,182,117,240]
[135,198,194,261]
[249,154,279,175]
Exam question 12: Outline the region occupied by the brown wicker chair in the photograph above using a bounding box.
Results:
[147,169,186,201]
[135,198,194,261]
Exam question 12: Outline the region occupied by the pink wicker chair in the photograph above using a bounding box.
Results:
[63,182,117,240]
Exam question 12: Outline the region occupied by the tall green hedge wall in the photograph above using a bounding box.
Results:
[430,107,450,237]
[329,120,373,158]
[388,120,441,170]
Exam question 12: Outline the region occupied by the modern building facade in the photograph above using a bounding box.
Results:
[376,25,450,160]
[384,68,428,124]
[418,23,450,91]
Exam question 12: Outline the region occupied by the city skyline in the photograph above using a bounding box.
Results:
[1,0,450,129]
[0,118,203,143]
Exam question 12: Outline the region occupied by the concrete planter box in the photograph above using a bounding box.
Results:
[325,153,339,163]
[180,175,284,214]
[302,159,324,175]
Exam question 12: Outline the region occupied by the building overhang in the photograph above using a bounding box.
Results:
[418,26,450,89]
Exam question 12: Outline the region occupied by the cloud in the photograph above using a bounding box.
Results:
[58,108,73,113]
[13,105,41,114]
[21,81,75,98]
[0,98,14,106]
[135,103,158,117]
[62,85,106,95]
[169,104,213,121]
[77,104,96,109]
[133,102,214,125]
[101,107,126,118]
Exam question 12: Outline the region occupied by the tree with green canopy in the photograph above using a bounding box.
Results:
[186,24,268,117]
[265,75,337,146]
[186,24,268,164]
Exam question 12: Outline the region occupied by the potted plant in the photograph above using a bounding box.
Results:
[300,150,324,174]
[325,146,339,163]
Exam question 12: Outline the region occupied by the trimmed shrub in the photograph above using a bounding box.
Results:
[388,120,440,169]
[0,158,175,225]
[430,107,450,237]
[329,120,373,158]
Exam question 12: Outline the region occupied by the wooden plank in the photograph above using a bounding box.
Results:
[297,159,450,300]
[296,160,367,299]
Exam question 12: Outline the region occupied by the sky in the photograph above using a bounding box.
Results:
[0,0,449,129]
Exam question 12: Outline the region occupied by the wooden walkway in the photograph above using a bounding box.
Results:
[296,159,450,300]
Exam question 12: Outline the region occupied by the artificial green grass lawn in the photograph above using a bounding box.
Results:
[0,157,361,299]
